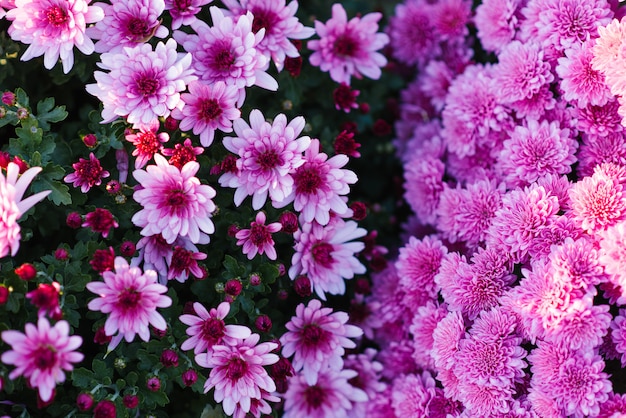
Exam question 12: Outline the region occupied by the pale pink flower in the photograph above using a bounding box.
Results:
[86,257,172,350]
[474,0,524,53]
[308,3,389,84]
[63,152,110,193]
[85,38,196,126]
[592,18,626,76]
[164,0,212,30]
[391,372,437,417]
[132,154,216,244]
[1,317,83,402]
[6,0,104,73]
[280,299,363,385]
[125,119,169,169]
[0,162,50,258]
[235,211,282,260]
[600,220,626,277]
[409,301,449,370]
[549,237,607,291]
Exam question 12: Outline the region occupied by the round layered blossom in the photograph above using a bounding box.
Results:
[409,302,449,370]
[592,18,626,76]
[391,372,436,417]
[165,243,206,283]
[474,0,524,53]
[343,348,386,418]
[180,301,251,355]
[196,334,279,416]
[431,310,465,370]
[430,0,471,41]
[6,0,104,73]
[132,154,216,245]
[387,0,438,66]
[574,99,623,137]
[235,211,282,260]
[308,3,389,84]
[64,152,110,193]
[1,318,83,402]
[219,109,311,210]
[86,0,168,53]
[82,208,118,238]
[611,309,626,366]
[280,299,363,385]
[0,162,51,258]
[549,237,606,291]
[577,131,626,178]
[86,257,172,350]
[161,137,204,169]
[599,221,626,293]
[85,38,196,126]
[125,120,169,169]
[164,0,211,29]
[289,219,366,300]
[403,156,445,226]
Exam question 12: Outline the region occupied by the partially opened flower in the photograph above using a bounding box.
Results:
[125,120,169,169]
[164,0,212,29]
[235,211,282,260]
[63,152,110,193]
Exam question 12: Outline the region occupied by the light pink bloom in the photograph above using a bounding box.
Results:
[235,211,282,260]
[1,317,83,402]
[0,162,50,258]
[409,301,449,370]
[474,0,524,53]
[125,120,169,169]
[289,219,366,300]
[196,334,279,416]
[592,18,626,77]
[6,0,104,73]
[132,233,172,280]
[219,109,311,210]
[280,299,363,385]
[64,152,110,192]
[86,256,172,350]
[132,154,216,244]
[308,3,389,84]
[86,38,196,127]
[164,0,212,30]
[180,301,251,355]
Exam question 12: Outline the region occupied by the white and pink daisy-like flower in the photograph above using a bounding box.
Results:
[86,38,196,127]
[308,3,389,85]
[6,0,104,73]
[125,119,169,169]
[0,162,51,258]
[235,211,282,260]
[280,299,363,385]
[180,301,252,355]
[132,153,216,245]
[1,317,83,402]
[289,219,366,300]
[196,333,279,417]
[171,80,241,148]
[164,0,212,30]
[218,109,311,210]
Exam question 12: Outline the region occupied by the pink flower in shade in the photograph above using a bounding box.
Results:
[195,334,278,417]
[598,392,626,418]
[282,368,368,418]
[549,237,607,291]
[308,3,389,85]
[86,257,171,350]
[431,310,465,371]
[222,0,315,71]
[343,348,386,418]
[577,132,626,178]
[132,233,172,280]
[474,0,524,53]
[387,0,438,66]
[164,0,212,30]
[280,299,363,385]
[599,221,626,297]
[219,109,311,210]
[430,0,471,41]
[409,301,449,370]
[391,372,436,417]
[125,120,169,169]
[403,156,445,226]
[235,211,282,260]
[289,219,366,300]
[0,162,50,258]
[180,301,252,355]
[86,0,168,54]
[161,137,204,169]
[611,309,626,367]
[82,208,118,238]
[1,318,83,402]
[166,243,206,283]
[6,0,103,73]
[85,38,196,127]
[278,139,357,225]
[171,80,241,147]
[132,154,217,245]
[64,152,110,193]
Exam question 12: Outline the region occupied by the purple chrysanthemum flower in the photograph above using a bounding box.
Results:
[474,0,524,53]
[577,131,626,178]
[409,301,449,370]
[403,155,445,226]
[387,0,438,67]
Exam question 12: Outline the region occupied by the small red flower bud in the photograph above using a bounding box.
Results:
[12,156,28,173]
[224,279,242,297]
[284,56,303,77]
[105,180,121,194]
[182,369,198,387]
[90,247,116,273]
[354,277,371,295]
[183,301,196,315]
[359,102,370,114]
[160,349,179,368]
[164,116,179,131]
[15,263,37,281]
[249,274,261,286]
[255,315,272,332]
[152,325,167,338]
[146,376,161,392]
[350,201,367,221]
[0,151,10,168]
[293,275,312,297]
[120,241,136,257]
[83,208,118,238]
[334,130,361,158]
[66,212,83,229]
[76,393,94,411]
[333,83,359,113]
[277,263,286,276]
[82,133,98,148]
[54,248,69,261]
[93,399,116,418]
[279,211,298,234]
[123,394,139,409]
[94,327,112,345]
[227,224,240,237]
[372,119,392,136]
[1,91,15,106]
[0,285,9,304]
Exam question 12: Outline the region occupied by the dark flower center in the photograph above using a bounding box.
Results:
[168,143,197,169]
[170,246,194,273]
[174,0,192,10]
[76,160,104,184]
[118,289,141,309]
[227,356,248,380]
[311,242,334,268]
[46,6,68,27]
[333,33,359,57]
[135,76,160,97]
[294,165,323,194]
[34,346,57,370]
[127,17,151,37]
[211,44,236,72]
[251,8,277,34]
[201,317,226,345]
[257,150,282,171]
[301,324,329,346]
[303,385,326,408]
[199,98,222,121]
[249,223,271,246]
[166,190,187,207]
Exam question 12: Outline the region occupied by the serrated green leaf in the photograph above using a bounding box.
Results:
[72,367,95,388]
[126,371,138,386]
[143,388,169,408]
[0,112,18,128]
[258,264,279,285]
[36,97,67,130]
[30,164,71,206]
[15,87,29,108]
[223,255,245,276]
[93,358,112,379]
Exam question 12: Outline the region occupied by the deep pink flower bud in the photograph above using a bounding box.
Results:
[249,274,261,286]
[279,211,298,234]
[54,248,69,261]
[0,151,10,168]
[76,393,94,411]
[15,263,37,281]
[83,208,118,238]
[82,133,97,148]
[354,277,371,295]
[105,180,121,194]
[277,289,289,300]
[182,369,198,387]
[123,394,139,409]
[333,83,359,113]
[1,91,15,106]
[147,376,161,392]
[12,156,28,173]
[278,263,286,276]
[90,247,115,273]
[0,286,9,304]
[16,107,28,120]
[160,349,179,368]
[93,399,116,418]
[164,116,179,131]
[94,326,112,345]
[255,315,272,332]
[350,201,367,221]
[293,276,312,297]
[120,241,136,257]
[372,119,392,136]
[224,279,242,297]
[66,212,83,229]
[227,224,240,237]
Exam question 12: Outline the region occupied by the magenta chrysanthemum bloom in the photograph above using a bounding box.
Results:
[196,334,278,417]
[165,243,206,283]
[289,219,366,300]
[132,154,216,244]
[577,131,626,179]
[6,0,103,73]
[171,80,241,148]
[610,309,626,366]
[0,162,50,258]
[180,301,251,355]
[549,237,606,291]
[391,371,437,417]
[432,310,465,373]
[1,317,83,402]
[219,109,311,210]
[82,208,118,238]
[280,299,363,385]
[64,152,110,193]
[235,211,282,260]
[387,0,438,66]
[164,0,211,29]
[125,120,169,169]
[409,301,448,370]
[574,99,623,137]
[86,0,168,54]
[474,0,524,53]
[282,368,368,418]
[86,38,196,126]
[403,156,445,226]
[308,3,389,84]
[343,348,386,418]
[86,257,171,350]
[600,221,626,284]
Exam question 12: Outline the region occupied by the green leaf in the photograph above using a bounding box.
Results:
[126,371,138,387]
[223,255,245,276]
[258,264,279,285]
[30,164,71,206]
[72,367,95,388]
[35,97,67,130]
[15,87,29,108]
[143,388,169,408]
[92,358,112,379]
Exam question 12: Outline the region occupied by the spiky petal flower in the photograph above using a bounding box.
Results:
[235,211,282,260]
[64,152,110,193]
[125,120,169,169]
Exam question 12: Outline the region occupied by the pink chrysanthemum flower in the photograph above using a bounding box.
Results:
[132,233,172,280]
[600,220,626,279]
[598,392,626,418]
[85,38,196,127]
[409,301,449,370]
[161,137,204,169]
[549,237,607,291]
[592,18,626,76]
[282,367,368,418]
[165,242,206,283]
[196,334,278,417]
[82,208,118,238]
[1,317,83,402]
[574,99,623,137]
[86,257,172,350]
[289,219,366,300]
[308,3,389,84]
[235,211,282,260]
[343,348,386,418]
[278,138,357,225]
[432,310,466,372]
[64,152,110,193]
[474,0,524,53]
[222,0,315,71]
[391,372,437,417]
[180,301,252,355]
[0,162,50,258]
[6,0,103,73]
[164,0,212,30]
[403,156,445,226]
[219,109,311,210]
[86,0,168,54]
[132,154,216,244]
[577,132,626,178]
[610,309,626,367]
[125,120,169,169]
[280,299,363,385]
[430,0,471,41]
[387,0,438,66]
[171,80,241,148]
